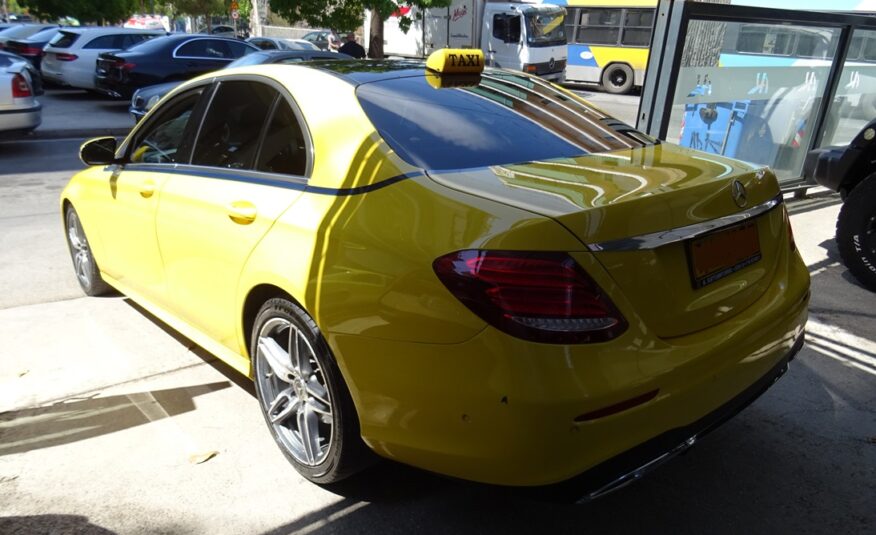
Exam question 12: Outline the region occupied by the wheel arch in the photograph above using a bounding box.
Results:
[241,283,300,361]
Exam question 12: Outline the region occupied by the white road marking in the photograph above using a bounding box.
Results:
[806,320,876,377]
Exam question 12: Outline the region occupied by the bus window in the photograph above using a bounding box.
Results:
[795,31,830,59]
[622,9,654,47]
[577,8,621,45]
[737,26,793,55]
[863,36,876,61]
[848,35,864,60]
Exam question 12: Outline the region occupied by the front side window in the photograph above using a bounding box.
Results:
[493,14,521,43]
[130,89,204,164]
[191,81,276,169]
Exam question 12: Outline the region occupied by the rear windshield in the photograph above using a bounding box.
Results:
[25,28,59,43]
[49,31,79,48]
[124,36,170,54]
[356,72,654,171]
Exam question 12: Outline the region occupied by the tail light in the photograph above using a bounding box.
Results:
[20,46,43,56]
[114,60,136,71]
[433,250,627,344]
[782,205,796,251]
[55,52,78,61]
[11,73,31,98]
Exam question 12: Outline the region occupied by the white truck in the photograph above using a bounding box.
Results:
[368,0,567,81]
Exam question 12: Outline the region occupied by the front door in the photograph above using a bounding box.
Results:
[155,79,306,352]
[484,10,523,70]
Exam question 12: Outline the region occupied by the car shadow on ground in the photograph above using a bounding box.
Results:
[0,515,117,535]
[0,382,232,457]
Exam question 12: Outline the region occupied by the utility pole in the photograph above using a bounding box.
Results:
[2,0,9,22]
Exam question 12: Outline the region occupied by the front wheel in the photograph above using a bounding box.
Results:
[601,64,634,95]
[251,298,372,483]
[836,174,876,291]
[65,206,112,296]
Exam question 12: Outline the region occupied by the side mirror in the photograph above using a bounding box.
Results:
[80,137,118,166]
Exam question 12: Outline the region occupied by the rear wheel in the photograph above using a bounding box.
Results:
[601,64,634,95]
[251,298,371,483]
[836,173,876,291]
[65,206,112,296]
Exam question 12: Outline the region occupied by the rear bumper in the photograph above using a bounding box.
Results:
[0,102,42,133]
[572,331,804,501]
[95,77,134,99]
[332,244,810,487]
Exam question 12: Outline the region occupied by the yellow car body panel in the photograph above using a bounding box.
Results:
[61,62,810,488]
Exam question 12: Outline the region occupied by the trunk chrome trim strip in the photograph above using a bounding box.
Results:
[589,193,784,252]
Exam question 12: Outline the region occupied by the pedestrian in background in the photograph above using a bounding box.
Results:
[339,32,366,59]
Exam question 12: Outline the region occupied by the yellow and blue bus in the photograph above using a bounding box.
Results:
[544,0,656,93]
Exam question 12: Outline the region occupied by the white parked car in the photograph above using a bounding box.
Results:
[41,27,165,90]
[0,52,40,135]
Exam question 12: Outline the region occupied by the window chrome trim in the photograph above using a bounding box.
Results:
[172,37,255,60]
[589,193,783,252]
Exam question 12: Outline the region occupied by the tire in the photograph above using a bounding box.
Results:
[251,298,371,483]
[65,206,112,296]
[601,63,634,95]
[836,173,876,291]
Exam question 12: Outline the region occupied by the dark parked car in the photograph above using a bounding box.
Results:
[128,49,349,121]
[95,34,257,99]
[5,27,60,70]
[805,120,876,291]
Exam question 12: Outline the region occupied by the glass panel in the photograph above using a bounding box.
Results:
[257,100,308,176]
[131,90,203,164]
[192,81,276,169]
[668,20,840,182]
[819,29,876,148]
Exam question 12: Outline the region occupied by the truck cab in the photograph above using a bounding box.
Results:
[482,2,567,82]
[378,0,567,82]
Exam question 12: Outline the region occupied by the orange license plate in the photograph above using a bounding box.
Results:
[688,220,761,289]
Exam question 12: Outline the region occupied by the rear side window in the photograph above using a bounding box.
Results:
[177,39,231,58]
[357,74,653,171]
[192,81,276,169]
[257,100,308,176]
[228,41,256,58]
[49,31,79,48]
[83,35,116,49]
[121,34,154,49]
[251,38,276,50]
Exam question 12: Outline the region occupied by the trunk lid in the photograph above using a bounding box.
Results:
[426,143,786,338]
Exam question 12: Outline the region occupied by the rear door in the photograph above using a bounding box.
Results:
[155,78,306,351]
[173,38,234,76]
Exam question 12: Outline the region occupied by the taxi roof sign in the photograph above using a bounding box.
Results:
[426,49,484,75]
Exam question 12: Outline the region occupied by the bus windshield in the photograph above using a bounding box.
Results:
[525,8,567,47]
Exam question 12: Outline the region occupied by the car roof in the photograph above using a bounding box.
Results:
[60,26,166,35]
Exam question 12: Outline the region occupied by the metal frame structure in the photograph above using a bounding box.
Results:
[636,0,876,188]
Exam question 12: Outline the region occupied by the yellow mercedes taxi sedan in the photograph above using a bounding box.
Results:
[61,50,809,499]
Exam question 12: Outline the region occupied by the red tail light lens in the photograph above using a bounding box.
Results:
[55,52,78,61]
[433,250,627,344]
[11,73,31,98]
[20,46,43,56]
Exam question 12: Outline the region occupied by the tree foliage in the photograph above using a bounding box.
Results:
[269,0,452,56]
[20,0,138,23]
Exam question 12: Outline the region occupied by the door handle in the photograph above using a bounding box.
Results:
[227,200,257,225]
[139,178,156,198]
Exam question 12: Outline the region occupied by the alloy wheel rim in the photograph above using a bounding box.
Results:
[256,317,333,466]
[67,212,91,288]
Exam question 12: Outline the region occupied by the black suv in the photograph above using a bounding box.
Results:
[805,121,876,291]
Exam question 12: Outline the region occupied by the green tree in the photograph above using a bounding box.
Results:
[20,0,138,23]
[269,0,451,58]
[174,0,225,31]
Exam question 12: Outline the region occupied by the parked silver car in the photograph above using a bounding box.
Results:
[0,51,41,135]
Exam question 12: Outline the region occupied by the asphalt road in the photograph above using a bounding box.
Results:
[0,137,874,534]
